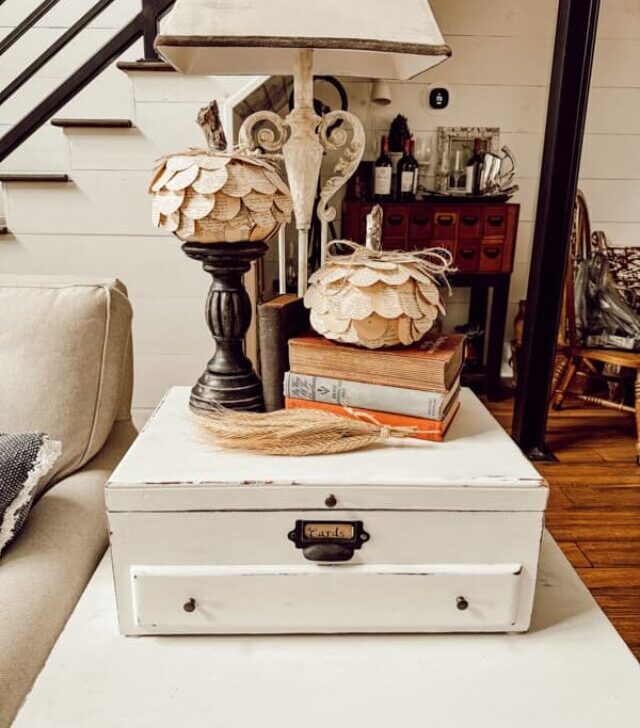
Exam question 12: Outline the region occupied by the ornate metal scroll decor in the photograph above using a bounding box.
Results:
[238,110,289,154]
[316,109,365,229]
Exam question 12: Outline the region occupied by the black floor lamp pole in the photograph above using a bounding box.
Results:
[512,0,601,459]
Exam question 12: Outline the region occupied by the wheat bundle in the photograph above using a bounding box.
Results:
[194,406,418,456]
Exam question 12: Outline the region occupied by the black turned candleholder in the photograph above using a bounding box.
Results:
[182,241,268,412]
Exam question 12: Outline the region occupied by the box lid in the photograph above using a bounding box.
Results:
[107,387,547,512]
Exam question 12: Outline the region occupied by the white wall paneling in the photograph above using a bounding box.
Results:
[0,124,67,172]
[0,234,204,295]
[133,354,209,410]
[3,172,160,235]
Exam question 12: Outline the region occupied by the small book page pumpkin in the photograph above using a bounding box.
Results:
[304,242,453,349]
[149,100,293,244]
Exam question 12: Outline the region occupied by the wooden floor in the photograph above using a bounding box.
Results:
[487,394,640,659]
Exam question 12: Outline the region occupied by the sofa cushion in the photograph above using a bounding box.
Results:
[0,419,136,728]
[0,276,133,488]
[0,433,61,555]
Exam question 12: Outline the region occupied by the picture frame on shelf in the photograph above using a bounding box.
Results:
[435,126,500,193]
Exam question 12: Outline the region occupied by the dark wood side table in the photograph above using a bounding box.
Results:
[342,199,520,401]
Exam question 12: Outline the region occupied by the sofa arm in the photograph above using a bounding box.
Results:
[0,420,136,728]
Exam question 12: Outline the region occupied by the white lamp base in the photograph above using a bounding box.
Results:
[239,49,365,296]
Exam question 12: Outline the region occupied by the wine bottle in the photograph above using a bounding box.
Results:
[396,137,419,201]
[465,138,484,195]
[373,135,393,201]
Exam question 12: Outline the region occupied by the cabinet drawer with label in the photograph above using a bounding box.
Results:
[479,243,504,272]
[456,242,481,272]
[433,210,458,239]
[483,207,508,238]
[459,208,482,239]
[408,205,431,244]
[382,206,408,242]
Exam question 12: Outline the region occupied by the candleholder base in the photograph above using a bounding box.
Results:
[182,241,268,412]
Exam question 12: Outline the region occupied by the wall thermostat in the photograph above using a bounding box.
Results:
[428,86,450,110]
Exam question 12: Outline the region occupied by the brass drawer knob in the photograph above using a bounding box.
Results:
[183,597,196,613]
[456,596,469,611]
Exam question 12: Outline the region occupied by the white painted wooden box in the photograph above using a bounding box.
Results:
[107,387,548,635]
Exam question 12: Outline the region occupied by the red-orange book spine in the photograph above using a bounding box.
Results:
[285,397,459,442]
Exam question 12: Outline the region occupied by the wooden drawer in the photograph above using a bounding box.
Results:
[408,205,431,243]
[479,243,504,272]
[131,562,524,634]
[458,208,482,238]
[433,209,458,239]
[483,206,507,238]
[382,205,408,243]
[431,239,456,259]
[456,242,480,273]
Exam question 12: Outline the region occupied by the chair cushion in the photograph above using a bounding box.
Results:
[0,276,133,489]
[0,433,61,556]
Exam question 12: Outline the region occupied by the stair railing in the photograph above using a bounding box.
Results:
[0,0,63,57]
[0,0,174,163]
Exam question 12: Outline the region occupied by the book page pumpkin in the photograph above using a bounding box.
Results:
[149,101,293,243]
[304,242,453,349]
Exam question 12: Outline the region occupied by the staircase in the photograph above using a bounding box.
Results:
[0,1,264,424]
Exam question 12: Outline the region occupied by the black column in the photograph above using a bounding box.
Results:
[142,0,159,60]
[512,0,600,458]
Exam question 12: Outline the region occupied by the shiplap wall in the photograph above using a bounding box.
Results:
[2,0,640,422]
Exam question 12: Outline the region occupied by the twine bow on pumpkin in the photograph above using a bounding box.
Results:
[327,239,455,294]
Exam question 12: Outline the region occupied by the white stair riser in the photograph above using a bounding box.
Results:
[0,65,135,126]
[3,171,160,235]
[128,73,249,104]
[0,124,67,172]
[65,128,162,171]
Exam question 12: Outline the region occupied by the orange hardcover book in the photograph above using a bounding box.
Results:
[288,333,465,393]
[285,395,460,442]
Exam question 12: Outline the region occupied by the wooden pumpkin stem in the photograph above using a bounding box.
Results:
[197,100,228,152]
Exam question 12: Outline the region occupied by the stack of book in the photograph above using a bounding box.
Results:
[284,333,465,442]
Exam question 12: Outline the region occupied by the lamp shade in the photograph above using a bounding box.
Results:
[156,0,451,79]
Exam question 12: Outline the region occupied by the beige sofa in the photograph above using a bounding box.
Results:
[0,276,136,727]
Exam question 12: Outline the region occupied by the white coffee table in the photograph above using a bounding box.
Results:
[14,535,639,727]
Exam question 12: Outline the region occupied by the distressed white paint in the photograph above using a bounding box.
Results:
[108,388,545,493]
[107,387,546,635]
[13,536,640,727]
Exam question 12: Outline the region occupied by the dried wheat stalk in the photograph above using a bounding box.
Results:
[194,406,418,456]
